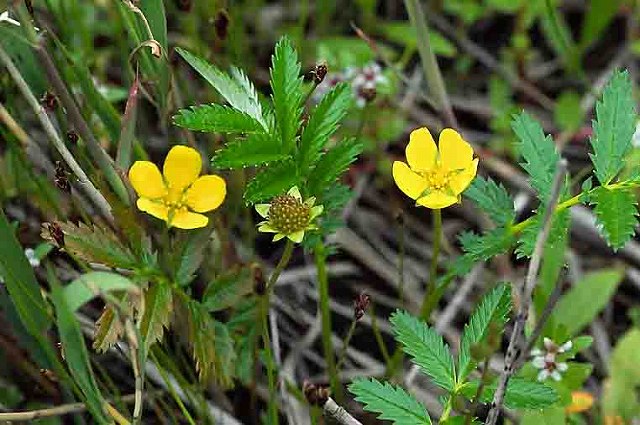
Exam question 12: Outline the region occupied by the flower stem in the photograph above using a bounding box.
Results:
[259,239,294,425]
[336,319,357,371]
[315,242,342,401]
[420,208,442,321]
[385,209,443,377]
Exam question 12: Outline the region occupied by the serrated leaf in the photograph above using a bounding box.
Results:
[298,83,352,170]
[590,186,638,250]
[550,267,623,337]
[464,177,515,226]
[270,37,304,152]
[516,208,569,258]
[51,281,110,424]
[306,138,362,196]
[139,281,172,354]
[173,104,265,133]
[185,300,235,387]
[58,222,137,269]
[212,133,289,169]
[463,377,559,409]
[244,159,299,204]
[458,284,511,382]
[390,310,456,391]
[349,378,432,425]
[176,48,264,126]
[203,267,253,312]
[459,227,515,263]
[512,111,560,204]
[170,231,209,287]
[589,70,636,184]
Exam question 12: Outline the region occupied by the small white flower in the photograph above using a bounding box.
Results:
[350,62,387,108]
[532,338,572,382]
[24,248,40,268]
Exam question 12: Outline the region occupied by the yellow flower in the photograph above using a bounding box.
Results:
[392,127,478,209]
[566,391,594,414]
[128,146,226,229]
[255,186,323,243]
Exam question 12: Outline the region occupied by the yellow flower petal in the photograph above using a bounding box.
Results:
[416,191,458,209]
[128,161,167,199]
[288,230,305,243]
[137,198,168,221]
[169,209,209,229]
[406,127,437,171]
[438,128,474,172]
[185,175,226,213]
[448,158,479,194]
[392,161,428,200]
[163,146,202,191]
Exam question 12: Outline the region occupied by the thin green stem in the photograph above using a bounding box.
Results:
[386,209,443,377]
[464,357,491,425]
[370,305,391,366]
[336,320,357,371]
[315,242,341,401]
[149,351,197,425]
[420,208,442,321]
[258,239,295,425]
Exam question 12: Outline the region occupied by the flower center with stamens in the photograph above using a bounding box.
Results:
[268,194,311,234]
[420,166,455,192]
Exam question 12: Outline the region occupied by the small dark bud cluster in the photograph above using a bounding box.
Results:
[66,131,79,144]
[268,194,310,235]
[303,381,329,406]
[214,9,230,40]
[42,222,64,248]
[174,0,192,11]
[54,161,71,193]
[358,86,377,104]
[40,92,57,111]
[353,292,370,321]
[312,61,328,85]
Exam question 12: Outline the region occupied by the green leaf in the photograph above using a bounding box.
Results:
[603,329,640,419]
[244,159,299,204]
[516,208,570,259]
[58,222,137,269]
[170,231,209,287]
[534,225,568,320]
[269,36,304,152]
[139,281,172,354]
[174,104,265,133]
[550,267,624,337]
[185,300,235,386]
[590,186,638,250]
[93,305,124,353]
[0,209,51,336]
[511,111,560,204]
[203,267,254,312]
[589,70,637,184]
[458,227,515,263]
[212,133,289,169]
[580,0,623,51]
[298,83,352,171]
[63,272,137,312]
[306,138,362,196]
[176,48,264,126]
[458,284,511,382]
[554,90,584,133]
[390,310,456,391]
[51,281,110,424]
[464,177,515,227]
[349,378,432,425]
[521,406,566,425]
[463,377,559,409]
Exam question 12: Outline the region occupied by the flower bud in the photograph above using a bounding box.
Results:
[40,92,57,111]
[54,161,71,193]
[303,381,329,406]
[313,61,328,85]
[214,9,230,40]
[353,292,370,321]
